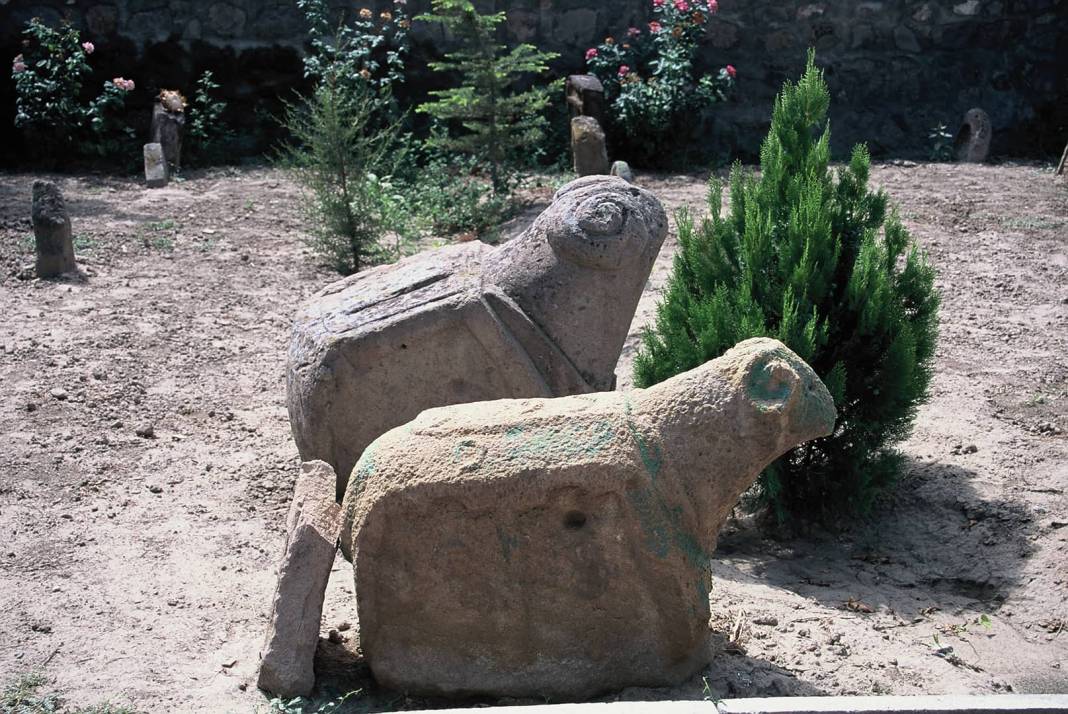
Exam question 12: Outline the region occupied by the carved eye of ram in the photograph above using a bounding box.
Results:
[549,197,634,270]
[746,357,799,414]
[577,198,625,237]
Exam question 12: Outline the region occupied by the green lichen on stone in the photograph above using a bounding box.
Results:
[622,400,708,572]
[623,398,662,479]
[349,441,377,502]
[502,420,615,465]
[746,356,792,410]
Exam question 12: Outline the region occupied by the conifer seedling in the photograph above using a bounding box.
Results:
[416,0,558,194]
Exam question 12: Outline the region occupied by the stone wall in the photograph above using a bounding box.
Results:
[2,0,1065,165]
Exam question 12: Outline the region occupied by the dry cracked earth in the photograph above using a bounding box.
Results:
[0,162,1065,712]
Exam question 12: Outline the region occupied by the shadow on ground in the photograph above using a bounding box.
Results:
[713,459,1037,618]
[307,636,823,713]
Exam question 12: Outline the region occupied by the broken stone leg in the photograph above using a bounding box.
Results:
[954,108,992,163]
[258,461,342,698]
[571,115,610,176]
[340,338,836,699]
[287,176,668,498]
[31,180,76,278]
[143,143,168,188]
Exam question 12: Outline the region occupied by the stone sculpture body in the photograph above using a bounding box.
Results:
[287,176,668,497]
[341,338,836,699]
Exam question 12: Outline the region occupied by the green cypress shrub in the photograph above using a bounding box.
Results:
[634,52,940,521]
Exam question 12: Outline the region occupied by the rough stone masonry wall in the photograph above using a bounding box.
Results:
[1,0,1065,165]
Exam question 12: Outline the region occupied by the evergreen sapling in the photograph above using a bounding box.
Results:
[416,0,558,194]
[635,52,939,521]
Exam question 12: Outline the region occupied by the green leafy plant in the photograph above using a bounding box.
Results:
[408,132,513,239]
[185,70,233,166]
[635,51,939,522]
[297,0,410,107]
[266,689,361,714]
[282,0,415,273]
[585,0,735,168]
[416,0,558,194]
[11,18,136,161]
[279,81,412,274]
[928,122,954,162]
[1,672,138,714]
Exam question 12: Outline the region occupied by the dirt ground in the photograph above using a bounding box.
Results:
[0,162,1065,712]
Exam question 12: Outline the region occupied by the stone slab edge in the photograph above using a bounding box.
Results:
[406,695,1068,714]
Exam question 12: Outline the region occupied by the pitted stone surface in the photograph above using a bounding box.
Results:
[340,338,836,699]
[287,176,667,498]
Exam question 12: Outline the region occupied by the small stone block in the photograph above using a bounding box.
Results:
[571,116,610,177]
[611,160,634,183]
[143,143,168,188]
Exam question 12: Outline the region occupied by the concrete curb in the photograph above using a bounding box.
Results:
[411,696,1068,714]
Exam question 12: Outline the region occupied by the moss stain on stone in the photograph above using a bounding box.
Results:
[502,420,615,465]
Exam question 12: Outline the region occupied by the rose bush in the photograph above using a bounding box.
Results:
[584,0,735,168]
[11,17,136,162]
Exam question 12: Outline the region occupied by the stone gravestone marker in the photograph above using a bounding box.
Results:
[287,176,668,498]
[143,143,168,188]
[611,160,634,183]
[565,74,606,127]
[31,180,76,278]
[340,338,836,699]
[954,107,992,163]
[151,100,186,174]
[571,115,610,176]
[258,461,342,698]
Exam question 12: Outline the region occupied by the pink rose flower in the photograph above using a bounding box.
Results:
[12,54,26,73]
[113,77,135,91]
[674,0,691,11]
[707,0,718,12]
[726,64,736,78]
[82,41,95,54]
[627,26,641,37]
[653,0,665,6]
[648,20,663,33]
[585,48,598,61]
[618,65,630,77]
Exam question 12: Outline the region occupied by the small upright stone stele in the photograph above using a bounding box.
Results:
[340,338,836,699]
[143,142,168,188]
[954,107,992,163]
[571,115,610,176]
[565,74,606,128]
[31,180,76,278]
[151,91,186,173]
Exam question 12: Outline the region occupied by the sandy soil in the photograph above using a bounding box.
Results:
[0,162,1065,712]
